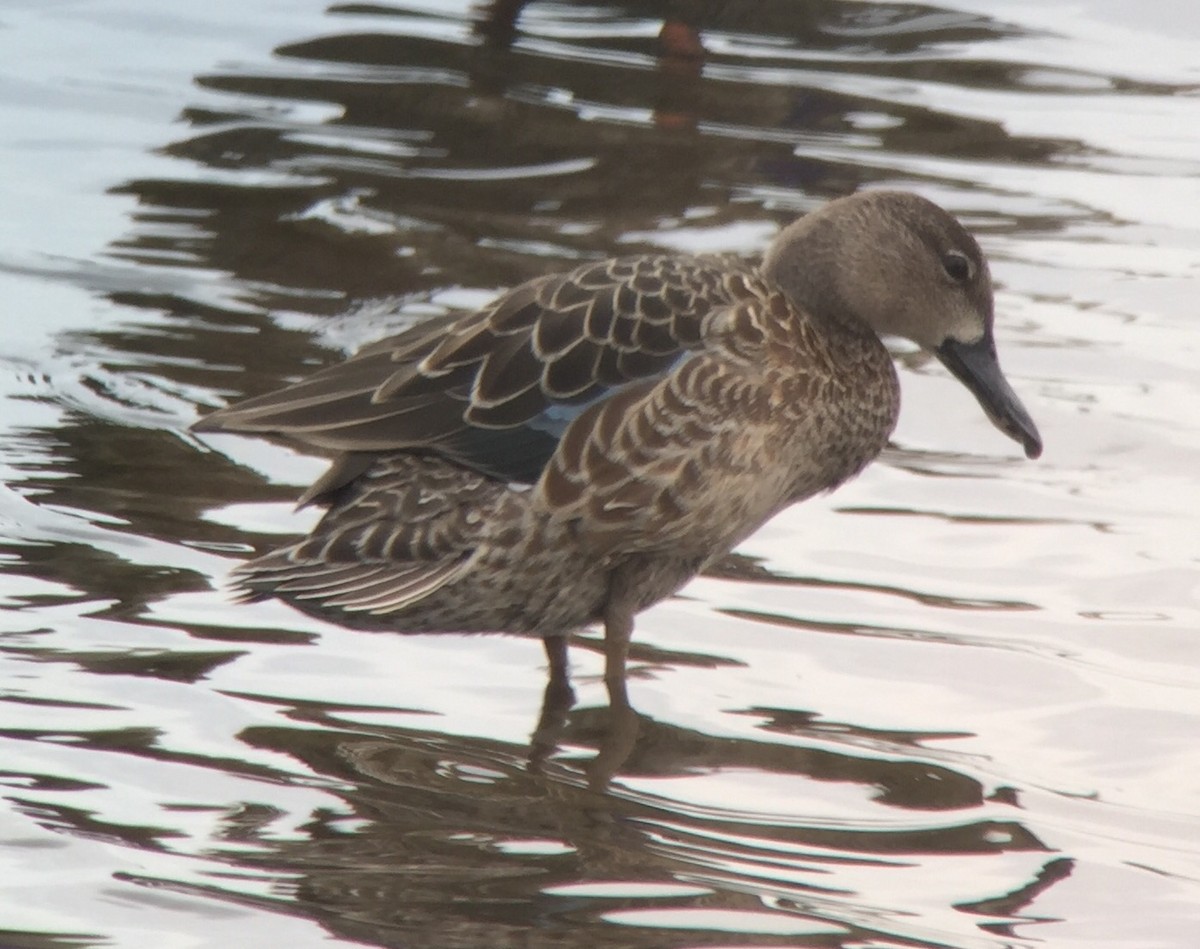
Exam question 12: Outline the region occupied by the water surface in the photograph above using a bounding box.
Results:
[2,1,1199,947]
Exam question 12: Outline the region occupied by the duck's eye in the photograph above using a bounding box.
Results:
[942,251,973,282]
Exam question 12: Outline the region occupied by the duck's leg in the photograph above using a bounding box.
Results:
[585,593,639,789]
[541,634,575,716]
[543,634,570,685]
[603,600,633,710]
[528,634,575,769]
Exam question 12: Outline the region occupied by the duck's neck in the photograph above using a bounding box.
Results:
[760,217,872,340]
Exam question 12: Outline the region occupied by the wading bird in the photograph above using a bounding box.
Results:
[194,190,1042,707]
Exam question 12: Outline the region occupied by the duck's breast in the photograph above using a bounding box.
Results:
[528,291,900,561]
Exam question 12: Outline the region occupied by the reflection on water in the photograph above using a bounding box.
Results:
[2,0,1200,947]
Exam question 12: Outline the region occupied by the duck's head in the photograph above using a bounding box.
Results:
[763,190,1042,460]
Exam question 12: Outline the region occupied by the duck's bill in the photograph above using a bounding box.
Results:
[936,335,1042,459]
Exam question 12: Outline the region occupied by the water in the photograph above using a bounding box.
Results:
[2,1,1199,946]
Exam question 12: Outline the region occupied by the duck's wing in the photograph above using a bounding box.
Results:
[232,454,500,617]
[194,253,758,490]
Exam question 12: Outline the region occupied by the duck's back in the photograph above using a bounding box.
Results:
[195,253,762,496]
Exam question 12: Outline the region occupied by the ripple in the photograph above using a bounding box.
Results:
[2,0,1200,947]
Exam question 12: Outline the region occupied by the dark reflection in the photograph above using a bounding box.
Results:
[707,551,1037,610]
[99,710,1054,948]
[960,856,1074,936]
[0,930,102,949]
[2,636,240,683]
[568,702,990,811]
[10,796,176,854]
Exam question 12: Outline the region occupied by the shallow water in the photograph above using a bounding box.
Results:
[2,1,1199,946]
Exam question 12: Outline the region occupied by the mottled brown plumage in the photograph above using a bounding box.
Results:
[194,190,1041,694]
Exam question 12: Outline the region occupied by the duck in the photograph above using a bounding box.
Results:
[193,190,1042,701]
